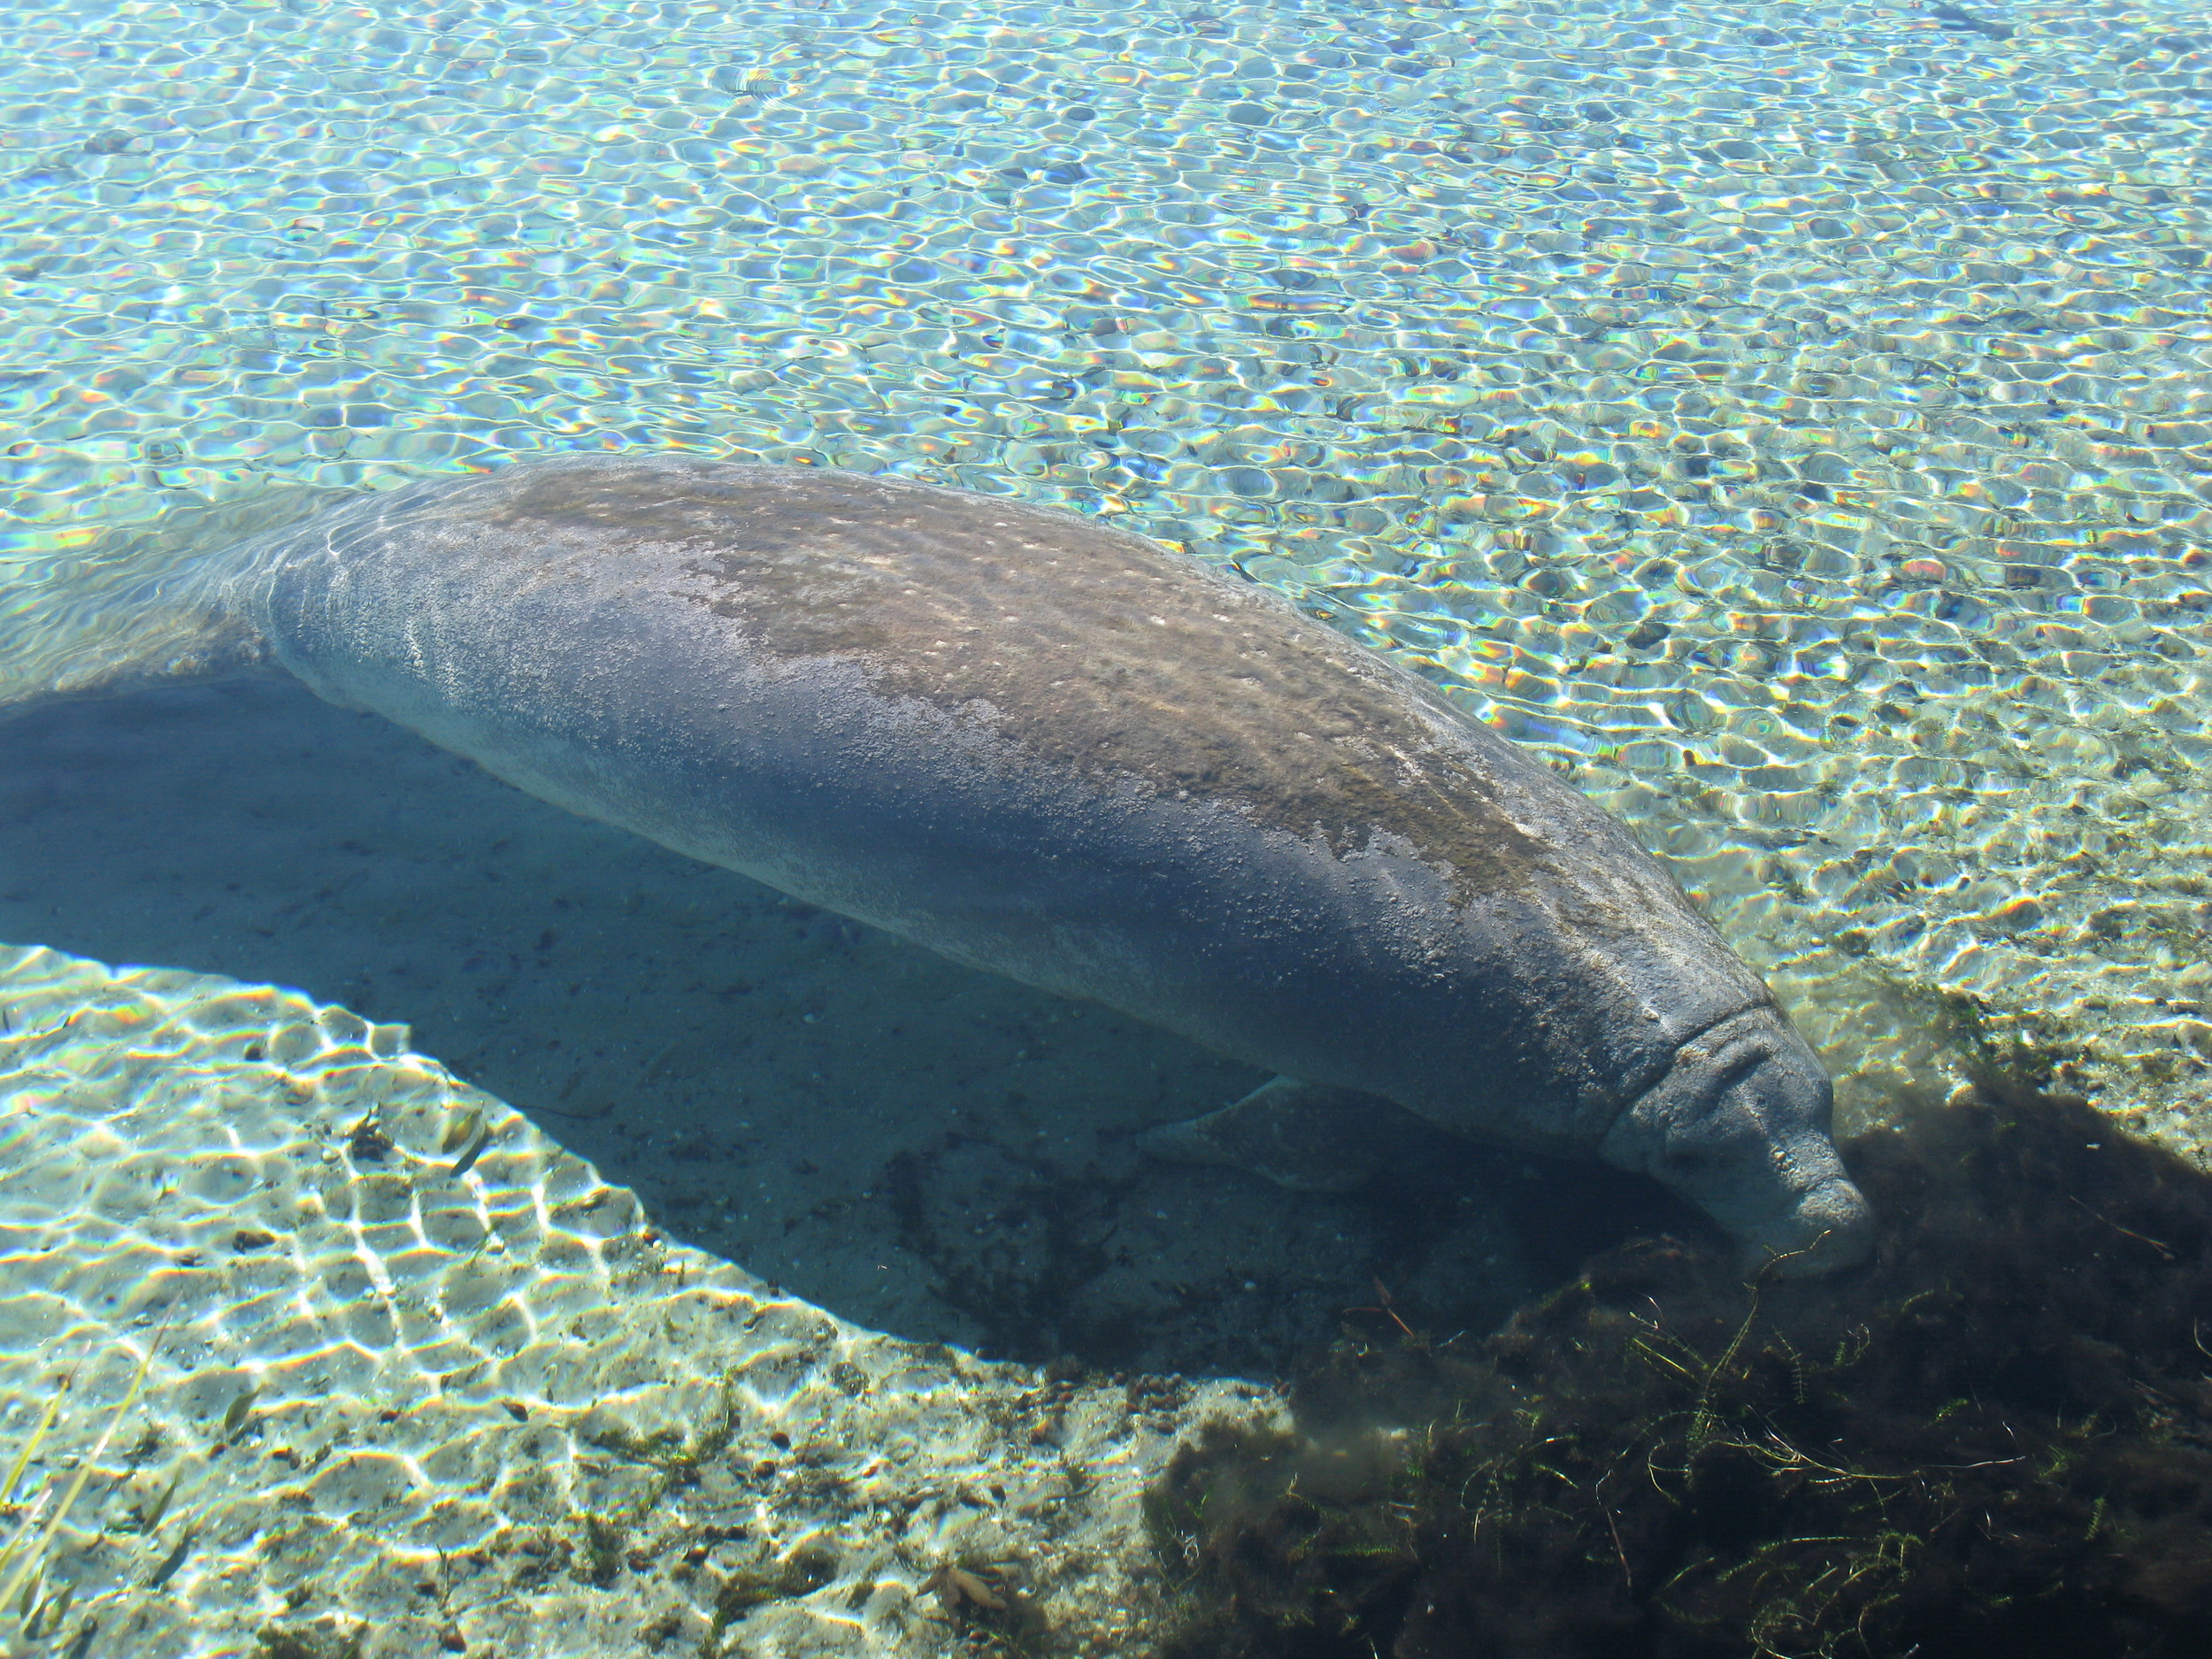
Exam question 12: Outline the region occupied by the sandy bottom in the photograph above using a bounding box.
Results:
[0,941,1296,1657]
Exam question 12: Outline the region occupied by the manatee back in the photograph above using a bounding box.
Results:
[234,455,1771,1148]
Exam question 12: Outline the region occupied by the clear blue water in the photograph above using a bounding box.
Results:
[2,0,2210,1651]
[2,0,2206,1131]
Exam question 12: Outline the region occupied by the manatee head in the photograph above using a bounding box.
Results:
[1600,1007,1872,1277]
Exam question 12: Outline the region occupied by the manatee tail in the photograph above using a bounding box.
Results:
[0,483,331,716]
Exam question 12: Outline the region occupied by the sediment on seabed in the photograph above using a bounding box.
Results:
[1148,1079,2212,1659]
[0,944,1277,1659]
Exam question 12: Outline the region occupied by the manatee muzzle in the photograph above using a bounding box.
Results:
[1601,1007,1873,1276]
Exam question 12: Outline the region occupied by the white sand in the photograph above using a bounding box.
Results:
[0,943,1279,1659]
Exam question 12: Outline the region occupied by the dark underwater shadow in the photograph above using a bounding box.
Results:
[0,677,1699,1373]
[1148,1083,2212,1658]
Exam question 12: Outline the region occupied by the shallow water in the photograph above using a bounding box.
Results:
[2,0,2206,1130]
[0,941,1273,1656]
[0,0,2208,1652]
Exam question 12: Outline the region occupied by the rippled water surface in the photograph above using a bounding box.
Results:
[2,0,2208,1136]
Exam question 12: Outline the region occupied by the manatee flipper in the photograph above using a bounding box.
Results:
[1138,1077,1416,1193]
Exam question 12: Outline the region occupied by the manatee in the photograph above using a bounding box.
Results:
[119,453,1869,1272]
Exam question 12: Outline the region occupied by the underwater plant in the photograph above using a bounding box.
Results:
[1146,1085,2212,1658]
[0,1326,163,1655]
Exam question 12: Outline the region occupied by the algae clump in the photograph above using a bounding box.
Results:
[1147,1085,2212,1658]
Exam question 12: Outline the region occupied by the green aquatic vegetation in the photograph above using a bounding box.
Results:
[252,1616,365,1659]
[0,1325,164,1645]
[704,1542,839,1651]
[565,1371,749,1609]
[447,1118,495,1179]
[144,1525,195,1593]
[218,1385,258,1445]
[583,1369,741,1520]
[126,1467,182,1536]
[575,1510,626,1588]
[1892,977,2077,1097]
[438,1105,485,1156]
[1147,1087,2212,1658]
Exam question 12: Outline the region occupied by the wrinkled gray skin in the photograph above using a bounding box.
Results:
[183,454,1870,1274]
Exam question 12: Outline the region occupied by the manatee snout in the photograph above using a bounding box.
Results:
[1601,1008,1872,1277]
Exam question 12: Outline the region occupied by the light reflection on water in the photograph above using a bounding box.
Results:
[0,0,2205,1135]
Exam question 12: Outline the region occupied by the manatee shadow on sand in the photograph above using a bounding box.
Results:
[0,677,1704,1374]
